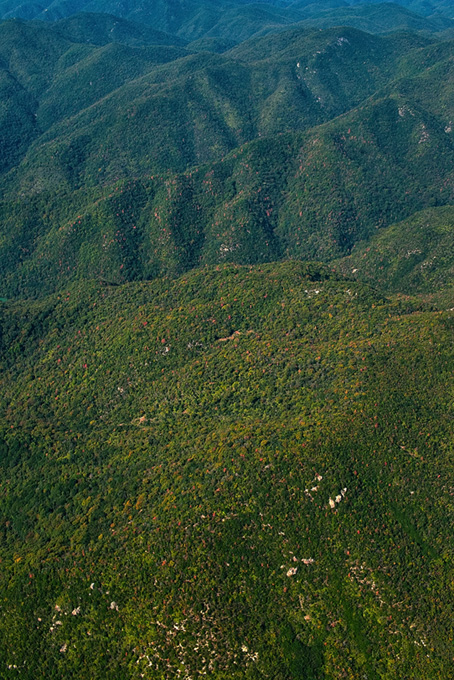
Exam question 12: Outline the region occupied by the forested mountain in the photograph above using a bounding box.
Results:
[2,262,454,678]
[1,0,454,28]
[337,205,454,301]
[2,19,454,298]
[52,12,189,46]
[297,3,454,32]
[2,2,454,678]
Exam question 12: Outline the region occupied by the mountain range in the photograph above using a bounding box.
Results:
[1,0,454,30]
[1,14,454,298]
[1,2,454,678]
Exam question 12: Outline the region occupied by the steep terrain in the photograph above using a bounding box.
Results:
[3,22,454,299]
[2,6,454,678]
[2,0,454,29]
[336,205,454,302]
[0,23,429,182]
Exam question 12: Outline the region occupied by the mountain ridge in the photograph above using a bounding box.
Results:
[2,7,454,678]
[2,29,454,299]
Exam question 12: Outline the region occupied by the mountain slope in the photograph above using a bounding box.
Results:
[1,21,454,301]
[51,11,188,46]
[0,67,38,174]
[1,262,454,678]
[0,25,432,191]
[0,19,72,96]
[297,2,454,33]
[3,43,454,299]
[36,41,191,130]
[2,0,454,28]
[2,5,454,677]
[336,205,454,299]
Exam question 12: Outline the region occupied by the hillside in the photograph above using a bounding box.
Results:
[0,0,307,39]
[1,262,454,678]
[2,3,454,677]
[0,23,428,182]
[297,2,454,33]
[2,0,454,29]
[51,12,188,47]
[336,205,454,302]
[4,21,454,299]
[3,46,454,298]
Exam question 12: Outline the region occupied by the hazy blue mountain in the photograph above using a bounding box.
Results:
[297,2,454,33]
[52,11,189,46]
[2,0,454,34]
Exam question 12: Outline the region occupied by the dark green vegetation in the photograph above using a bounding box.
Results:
[2,0,454,32]
[337,206,454,302]
[2,16,454,299]
[2,1,454,677]
[1,262,454,678]
[298,3,454,34]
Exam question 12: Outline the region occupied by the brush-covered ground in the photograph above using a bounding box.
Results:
[1,262,453,679]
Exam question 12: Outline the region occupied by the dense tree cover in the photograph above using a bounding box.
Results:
[1,19,454,299]
[1,262,453,678]
[297,3,454,34]
[336,205,454,302]
[52,13,188,48]
[2,4,454,677]
[1,0,454,35]
[0,21,431,184]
